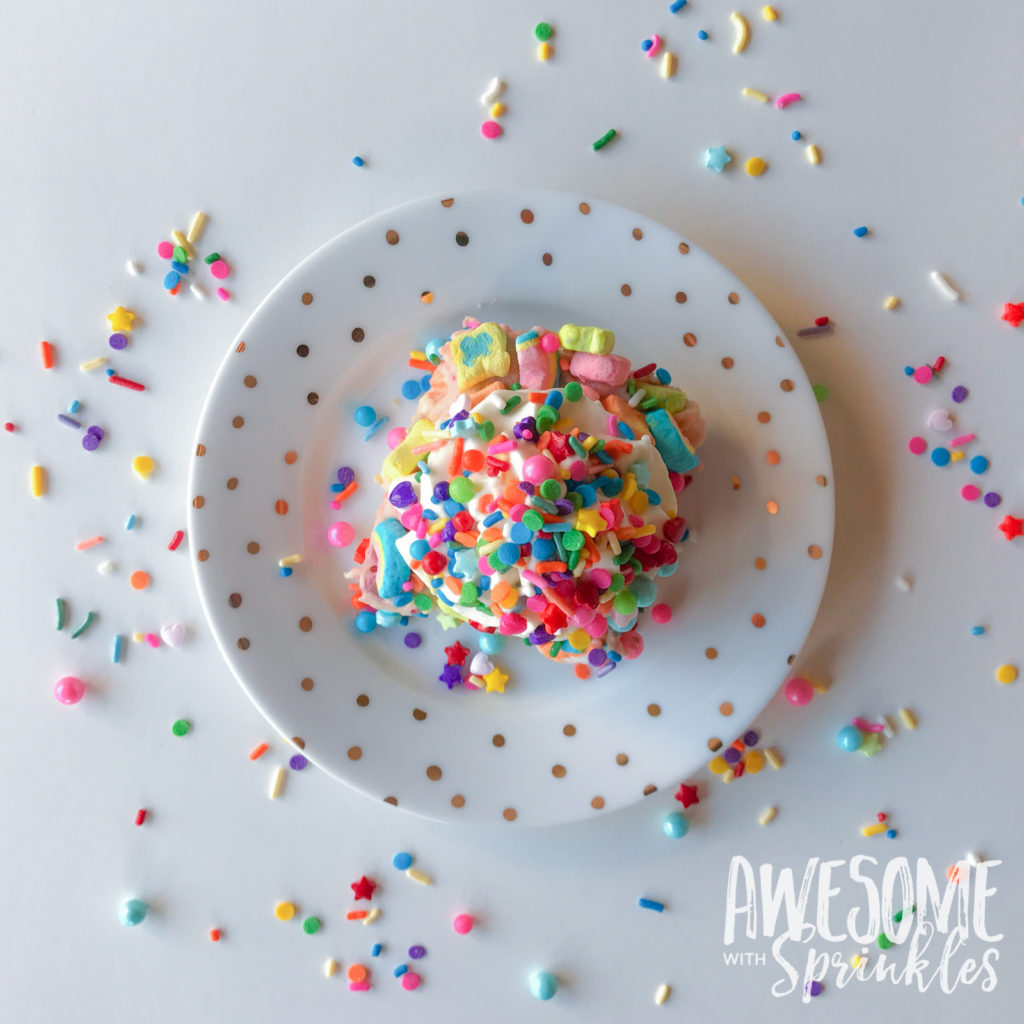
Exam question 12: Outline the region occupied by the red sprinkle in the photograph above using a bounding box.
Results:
[40,340,56,369]
[168,529,185,551]
[932,356,946,372]
[4,422,15,432]
[209,929,221,942]
[814,316,830,327]
[109,374,146,392]
[134,809,147,826]
[249,742,269,760]
[631,362,657,378]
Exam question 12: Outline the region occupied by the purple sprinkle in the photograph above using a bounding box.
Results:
[389,481,417,508]
[528,627,553,645]
[289,754,308,771]
[58,414,81,428]
[432,481,450,503]
[742,730,759,746]
[722,747,741,765]
[554,499,574,515]
[795,324,832,337]
[108,333,128,350]
[439,664,462,689]
[951,385,968,403]
[81,433,100,451]
[984,492,1002,508]
[404,631,422,648]
[519,481,535,495]
[807,980,823,997]
[337,465,355,487]
[596,660,617,677]
[440,521,457,543]
[588,648,607,666]
[408,945,426,959]
[86,425,105,440]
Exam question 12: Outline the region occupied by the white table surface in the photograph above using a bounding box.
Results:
[2,1,1021,1020]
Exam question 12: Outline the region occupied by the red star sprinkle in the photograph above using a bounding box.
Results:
[1001,302,1024,327]
[998,515,1024,541]
[674,783,700,808]
[350,875,377,901]
[444,641,470,667]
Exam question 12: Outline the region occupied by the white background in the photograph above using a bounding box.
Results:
[1,1,1021,1020]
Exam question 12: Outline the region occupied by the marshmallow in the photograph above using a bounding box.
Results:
[568,351,631,386]
[373,518,411,599]
[515,330,558,389]
[558,323,615,355]
[449,322,510,391]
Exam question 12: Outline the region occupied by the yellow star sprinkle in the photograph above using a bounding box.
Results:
[483,666,508,693]
[107,306,136,332]
[575,509,606,538]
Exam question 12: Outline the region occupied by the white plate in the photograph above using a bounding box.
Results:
[187,188,833,826]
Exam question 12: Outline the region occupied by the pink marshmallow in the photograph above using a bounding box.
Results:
[568,352,631,387]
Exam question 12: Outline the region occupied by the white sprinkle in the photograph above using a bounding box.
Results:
[654,983,671,1005]
[190,282,207,300]
[765,747,783,769]
[125,260,143,276]
[363,906,380,925]
[758,806,777,826]
[966,851,981,866]
[406,868,433,886]
[628,388,646,408]
[324,957,340,977]
[269,766,286,799]
[895,574,913,592]
[97,560,116,575]
[929,270,960,302]
[480,77,506,105]
[881,715,897,739]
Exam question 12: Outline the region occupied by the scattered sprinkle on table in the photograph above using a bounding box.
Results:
[29,465,47,498]
[745,156,767,176]
[705,146,732,172]
[805,144,821,164]
[592,128,617,151]
[171,718,190,737]
[929,270,960,301]
[69,611,97,639]
[638,897,665,912]
[268,766,286,798]
[654,983,672,1005]
[995,664,1017,684]
[302,916,321,934]
[275,901,296,921]
[406,868,432,885]
[742,87,770,103]
[530,971,559,1001]
[758,806,777,825]
[852,226,869,238]
[730,11,750,53]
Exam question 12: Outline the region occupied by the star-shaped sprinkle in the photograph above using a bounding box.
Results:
[674,783,700,808]
[483,666,508,693]
[350,876,376,901]
[1001,302,1024,327]
[704,146,732,173]
[439,664,462,689]
[451,548,478,578]
[998,515,1023,540]
[857,733,884,758]
[107,306,136,332]
[436,612,458,631]
[445,641,470,666]
[575,508,606,538]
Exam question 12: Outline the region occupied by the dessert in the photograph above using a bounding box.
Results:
[347,318,705,680]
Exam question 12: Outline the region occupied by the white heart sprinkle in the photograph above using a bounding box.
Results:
[469,652,493,676]
[927,409,953,432]
[160,623,188,647]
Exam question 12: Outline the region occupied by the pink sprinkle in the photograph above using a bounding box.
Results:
[775,92,803,109]
[157,241,173,259]
[590,568,612,589]
[488,440,515,454]
[540,332,560,353]
[401,972,421,991]
[463,317,480,328]
[912,366,933,384]
[415,520,427,539]
[961,484,981,502]
[145,632,160,648]
[852,717,885,733]
[349,982,370,992]
[668,471,687,492]
[651,603,672,624]
[907,436,927,455]
[209,259,230,280]
[950,433,975,447]
[216,287,231,301]
[606,414,618,436]
[480,121,502,140]
[387,426,407,450]
[645,34,662,58]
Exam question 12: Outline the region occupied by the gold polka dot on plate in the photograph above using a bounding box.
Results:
[542,252,553,266]
[578,202,591,215]
[226,477,238,489]
[615,753,629,766]
[766,450,781,465]
[426,765,442,780]
[621,284,632,296]
[196,549,209,562]
[363,275,376,287]
[503,807,517,821]
[192,495,205,509]
[520,209,534,224]
[780,379,795,392]
[301,292,313,305]
[351,328,364,343]
[383,796,397,806]
[754,557,767,570]
[731,475,741,490]
[563,724,576,736]
[721,356,735,369]
[412,708,427,721]
[232,416,244,428]
[291,737,305,749]
[348,746,362,760]
[247,541,260,554]
[355,693,369,706]
[440,197,454,208]
[678,242,690,254]
[301,677,314,691]
[707,737,722,751]
[552,764,566,778]
[229,593,242,607]
[683,333,697,347]
[705,647,718,660]
[720,702,734,716]
[675,291,687,304]
[591,796,605,810]
[647,703,661,716]
[284,451,298,465]
[385,229,399,245]
[766,501,779,515]
[296,344,309,357]
[775,336,786,347]
[237,637,250,650]
[728,292,740,304]
[243,375,257,388]
[307,392,319,405]
[455,232,469,246]
[299,616,312,632]
[808,544,823,559]
[492,734,505,747]
[632,227,643,240]
[451,794,465,808]
[643,784,657,796]
[275,500,289,515]
[752,613,766,628]
[816,474,829,487]
[195,443,206,457]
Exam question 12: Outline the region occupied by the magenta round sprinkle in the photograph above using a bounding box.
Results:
[480,121,502,139]
[907,436,927,455]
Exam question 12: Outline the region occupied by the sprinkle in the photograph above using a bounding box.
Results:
[970,626,986,636]
[186,210,209,244]
[730,11,750,53]
[950,433,975,447]
[216,287,231,302]
[249,742,269,760]
[279,553,303,567]
[190,282,206,300]
[363,907,380,925]
[763,5,778,20]
[40,340,56,369]
[124,514,136,531]
[775,92,801,108]
[347,911,368,921]
[660,51,678,78]
[371,943,382,957]
[75,535,104,551]
[125,260,142,276]
[765,747,783,769]
[364,416,389,441]
[536,41,553,61]
[995,664,1017,684]
[112,634,123,663]
[852,226,869,238]
[861,823,888,837]
[406,868,433,886]
[534,21,554,40]
[171,718,190,736]
[758,806,777,826]
[109,374,146,392]
[742,87,770,102]
[69,611,96,639]
[795,324,831,337]
[883,295,901,310]
[80,356,107,372]
[592,129,618,151]
[638,897,665,912]
[135,808,147,826]
[898,708,917,730]
[97,560,116,575]
[269,767,286,799]
[324,958,340,978]
[480,77,505,104]
[654,983,671,1005]
[745,156,767,176]
[929,271,960,301]
[669,0,687,10]
[209,929,221,942]
[895,575,912,592]
[805,144,821,164]
[29,465,47,498]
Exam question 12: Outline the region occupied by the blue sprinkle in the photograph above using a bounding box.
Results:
[364,415,389,441]
[655,367,671,384]
[163,270,180,289]
[669,0,687,11]
[352,155,365,167]
[371,943,382,957]
[409,539,429,560]
[886,829,897,839]
[791,130,802,141]
[170,260,189,274]
[616,421,636,440]
[68,399,80,414]
[969,455,989,475]
[545,390,563,409]
[124,514,136,531]
[355,610,377,634]
[498,542,521,564]
[394,964,408,978]
[607,650,622,662]
[970,625,986,636]
[638,897,665,912]
[697,29,708,39]
[354,405,376,426]
[641,38,653,51]
[111,633,123,664]
[482,510,503,527]
[509,521,533,544]
[401,379,421,400]
[852,226,869,238]
[419,374,432,391]
[930,447,951,467]
[903,366,915,376]
[58,414,81,429]
[279,566,293,577]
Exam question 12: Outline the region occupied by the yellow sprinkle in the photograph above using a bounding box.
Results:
[170,230,194,259]
[851,954,863,968]
[409,350,427,361]
[898,708,917,730]
[632,524,657,538]
[132,455,156,481]
[730,11,750,53]
[186,210,209,245]
[537,41,553,61]
[765,747,783,769]
[861,823,887,837]
[950,451,965,462]
[721,767,735,784]
[29,464,47,498]
[80,356,108,372]
[996,663,1018,684]
[278,554,303,567]
[406,868,433,886]
[478,540,503,556]
[758,806,777,826]
[810,678,830,693]
[132,632,145,643]
[269,766,286,800]
[274,901,295,921]
[654,984,671,1006]
[660,52,678,79]
[708,755,729,775]
[324,957,340,978]
[742,87,770,103]
[362,906,381,925]
[883,295,901,310]
[805,144,821,165]
[762,5,778,20]
[745,156,767,176]
[490,102,505,118]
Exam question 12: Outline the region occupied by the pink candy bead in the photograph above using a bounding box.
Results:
[590,569,611,589]
[54,675,85,705]
[620,631,644,658]
[401,972,421,991]
[327,521,355,547]
[569,460,588,481]
[651,603,672,624]
[453,913,474,935]
[156,241,174,259]
[784,677,815,706]
[523,455,556,485]
[907,436,927,455]
[585,615,608,638]
[669,471,687,492]
[387,426,407,450]
[480,121,502,140]
[961,484,981,501]
[540,332,560,353]
[912,365,933,384]
[209,259,230,279]
[216,287,231,301]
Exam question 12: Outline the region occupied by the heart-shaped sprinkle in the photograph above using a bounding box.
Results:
[469,652,493,676]
[161,623,187,647]
[927,409,953,432]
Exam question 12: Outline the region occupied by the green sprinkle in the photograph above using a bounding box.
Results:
[613,589,638,615]
[567,549,580,571]
[172,245,188,263]
[552,533,567,562]
[478,419,495,440]
[171,719,191,737]
[535,407,558,431]
[204,252,220,265]
[535,21,553,40]
[877,932,894,950]
[813,384,830,403]
[522,510,544,531]
[566,491,583,512]
[538,478,562,500]
[458,582,479,606]
[592,128,617,152]
[69,611,96,639]
[302,916,321,935]
[569,436,587,458]
[639,398,659,411]
[56,597,67,631]
[627,557,642,573]
[501,397,522,414]
[549,641,563,657]
[626,378,636,396]
[487,552,509,572]
[563,529,585,551]
[564,381,582,402]
[509,382,522,391]
[610,573,625,592]
[449,476,475,503]
[413,594,432,612]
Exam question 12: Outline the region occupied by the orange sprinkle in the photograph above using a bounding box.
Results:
[574,664,591,679]
[731,739,746,752]
[536,431,551,451]
[445,575,462,594]
[482,526,504,542]
[490,581,512,603]
[346,912,368,922]
[249,742,269,760]
[348,963,368,981]
[408,358,434,371]
[528,391,546,403]
[454,531,479,547]
[129,570,149,590]
[331,480,358,507]
[40,340,55,369]
[462,449,485,472]
[169,281,182,295]
[75,535,105,551]
[448,437,465,476]
[209,929,221,942]
[535,560,567,573]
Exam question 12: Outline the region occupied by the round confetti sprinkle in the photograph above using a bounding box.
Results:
[907,437,927,455]
[791,130,802,140]
[951,385,968,403]
[129,570,150,590]
[662,811,689,838]
[408,945,426,960]
[171,718,190,737]
[969,455,989,474]
[302,916,320,934]
[108,333,128,350]
[453,913,474,934]
[352,156,365,167]
[157,241,174,259]
[480,121,502,140]
[354,406,376,426]
[355,610,377,633]
[651,603,672,624]
[289,754,308,770]
[274,901,296,921]
[698,30,708,40]
[209,259,230,279]
[401,972,421,991]
[392,851,413,870]
[812,384,829,403]
[930,447,950,467]
[852,226,869,238]
[337,466,355,487]
[961,484,981,501]
[534,21,553,40]
[984,492,1002,508]
[913,365,933,384]
[404,632,422,648]
[996,664,1017,684]
[82,433,99,451]
[745,157,767,176]
[401,379,421,400]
